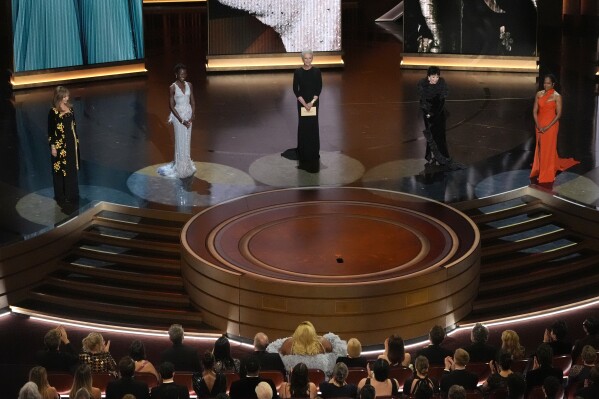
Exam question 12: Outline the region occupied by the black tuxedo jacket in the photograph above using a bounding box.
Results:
[106,377,150,399]
[239,351,286,377]
[160,343,202,372]
[229,376,278,399]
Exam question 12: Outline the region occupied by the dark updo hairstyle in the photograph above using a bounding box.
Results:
[372,358,390,382]
[129,340,146,361]
[541,73,559,91]
[386,335,405,365]
[174,63,187,74]
[427,66,441,77]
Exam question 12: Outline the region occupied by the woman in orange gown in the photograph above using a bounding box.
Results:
[530,74,579,184]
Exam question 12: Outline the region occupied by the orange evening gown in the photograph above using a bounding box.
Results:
[530,89,579,184]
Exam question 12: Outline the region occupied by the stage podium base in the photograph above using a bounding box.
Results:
[401,53,538,73]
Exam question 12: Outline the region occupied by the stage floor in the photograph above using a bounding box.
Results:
[0,4,597,245]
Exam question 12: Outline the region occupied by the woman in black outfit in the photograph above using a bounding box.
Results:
[417,66,450,166]
[283,50,322,173]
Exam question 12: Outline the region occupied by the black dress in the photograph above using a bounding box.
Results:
[283,66,322,173]
[48,107,80,203]
[417,77,449,164]
[193,372,227,399]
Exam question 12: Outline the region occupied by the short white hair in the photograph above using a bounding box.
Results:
[301,50,314,58]
[255,381,273,399]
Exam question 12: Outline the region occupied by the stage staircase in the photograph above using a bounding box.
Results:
[14,205,208,331]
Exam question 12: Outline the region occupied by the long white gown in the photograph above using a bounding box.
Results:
[157,81,196,178]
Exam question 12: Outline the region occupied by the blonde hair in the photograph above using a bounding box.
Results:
[453,348,470,367]
[82,332,104,353]
[70,364,93,399]
[291,321,322,355]
[28,366,51,397]
[501,330,525,359]
[52,86,71,109]
[347,338,362,358]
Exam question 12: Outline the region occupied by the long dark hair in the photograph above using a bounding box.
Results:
[290,363,310,397]
[213,335,235,368]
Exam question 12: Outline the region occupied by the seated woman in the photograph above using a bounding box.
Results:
[29,366,59,399]
[193,352,227,399]
[279,363,318,399]
[79,332,117,375]
[213,334,240,373]
[129,340,159,381]
[481,352,513,394]
[69,364,102,399]
[267,321,345,377]
[279,321,333,355]
[500,330,526,360]
[357,359,400,397]
[403,356,437,396]
[319,362,358,399]
[378,334,411,367]
[335,338,368,368]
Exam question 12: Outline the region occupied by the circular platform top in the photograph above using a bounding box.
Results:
[183,187,479,285]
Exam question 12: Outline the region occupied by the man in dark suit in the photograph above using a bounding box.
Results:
[151,362,190,399]
[440,349,478,396]
[35,326,79,373]
[229,355,278,399]
[525,344,563,396]
[239,332,286,377]
[464,323,497,363]
[416,325,453,366]
[160,324,202,372]
[106,356,150,399]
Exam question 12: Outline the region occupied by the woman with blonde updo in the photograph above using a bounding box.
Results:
[79,332,117,374]
[28,366,59,399]
[500,330,526,360]
[279,321,333,355]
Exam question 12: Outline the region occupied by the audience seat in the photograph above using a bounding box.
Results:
[47,373,74,395]
[465,390,484,399]
[172,372,195,395]
[91,372,115,394]
[527,386,546,399]
[135,371,160,389]
[511,359,529,373]
[346,367,368,385]
[488,388,508,399]
[388,366,413,387]
[553,355,572,375]
[466,362,491,385]
[223,371,240,393]
[427,365,445,383]
[308,368,326,385]
[260,370,285,390]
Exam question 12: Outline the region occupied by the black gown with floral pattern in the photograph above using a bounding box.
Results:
[48,107,79,202]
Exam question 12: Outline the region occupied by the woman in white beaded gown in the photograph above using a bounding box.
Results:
[158,63,196,178]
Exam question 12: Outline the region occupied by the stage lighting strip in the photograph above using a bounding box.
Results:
[9,296,599,354]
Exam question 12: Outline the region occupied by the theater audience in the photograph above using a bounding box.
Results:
[36,326,79,373]
[19,382,42,399]
[416,325,453,366]
[151,361,190,399]
[28,366,59,399]
[379,334,411,367]
[193,352,227,398]
[403,356,437,396]
[480,353,513,394]
[506,373,526,399]
[572,317,599,363]
[79,332,117,375]
[465,323,497,363]
[255,381,273,399]
[448,385,466,399]
[160,324,201,372]
[524,344,562,395]
[575,365,599,399]
[542,320,572,356]
[319,362,358,398]
[279,321,333,355]
[229,355,277,399]
[240,333,286,377]
[105,356,150,399]
[440,349,478,395]
[213,335,240,373]
[130,340,160,381]
[542,376,562,399]
[335,337,368,368]
[357,359,400,397]
[568,345,596,389]
[279,362,317,399]
[69,364,101,399]
[358,384,376,399]
[500,330,526,360]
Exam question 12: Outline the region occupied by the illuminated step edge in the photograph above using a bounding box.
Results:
[206,53,344,72]
[400,53,539,73]
[12,63,147,90]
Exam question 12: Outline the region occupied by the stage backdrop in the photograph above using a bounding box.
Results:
[208,0,342,55]
[11,0,144,73]
[403,0,538,56]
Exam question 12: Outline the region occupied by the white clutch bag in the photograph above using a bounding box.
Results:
[301,107,317,117]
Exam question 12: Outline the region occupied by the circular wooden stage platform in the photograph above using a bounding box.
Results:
[181,188,480,344]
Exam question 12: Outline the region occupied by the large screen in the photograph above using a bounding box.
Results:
[11,0,144,73]
[403,0,537,56]
[208,0,341,55]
